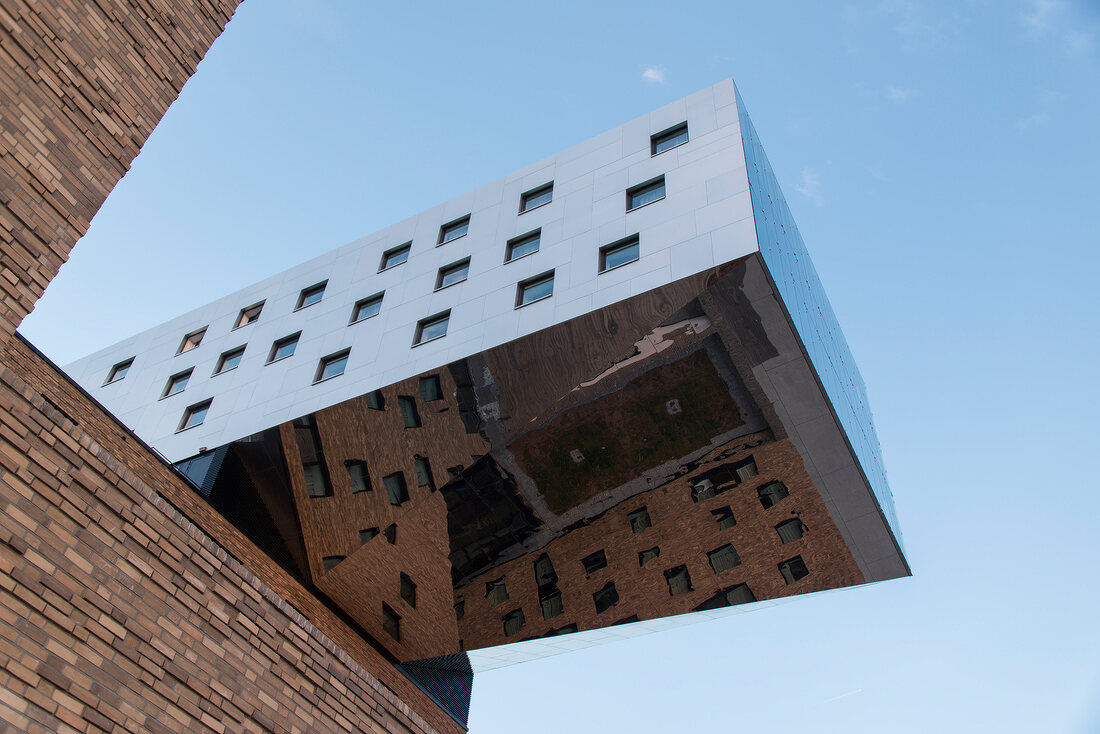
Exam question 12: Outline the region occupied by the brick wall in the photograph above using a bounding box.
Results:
[0,0,239,341]
[0,336,461,733]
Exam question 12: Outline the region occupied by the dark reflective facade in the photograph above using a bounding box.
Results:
[183,252,905,665]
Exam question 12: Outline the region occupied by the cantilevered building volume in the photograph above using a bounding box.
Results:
[66,79,908,725]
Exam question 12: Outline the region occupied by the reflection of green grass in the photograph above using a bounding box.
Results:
[518,350,743,514]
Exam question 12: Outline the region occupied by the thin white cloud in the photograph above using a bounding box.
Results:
[1022,0,1057,31]
[795,168,824,206]
[641,65,667,85]
[887,85,916,104]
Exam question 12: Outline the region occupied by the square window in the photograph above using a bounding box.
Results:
[540,591,563,620]
[592,582,619,614]
[757,480,790,509]
[350,292,384,323]
[438,215,470,245]
[533,553,557,590]
[296,281,327,310]
[505,230,541,262]
[383,472,409,506]
[419,375,443,402]
[582,549,607,574]
[485,577,508,606]
[379,242,411,271]
[502,608,526,637]
[400,573,417,608]
[733,456,758,482]
[314,349,350,383]
[267,332,300,363]
[627,507,651,533]
[177,327,207,355]
[436,258,470,290]
[413,311,450,346]
[365,390,385,410]
[214,346,245,375]
[725,583,756,606]
[626,176,666,211]
[382,602,401,642]
[303,461,332,497]
[322,555,345,571]
[779,555,810,584]
[346,460,371,493]
[520,183,553,213]
[414,457,434,489]
[651,122,689,155]
[776,517,805,543]
[162,369,192,398]
[664,565,693,596]
[104,358,133,385]
[638,547,660,567]
[515,271,554,308]
[359,527,379,544]
[599,235,640,273]
[234,301,264,329]
[707,543,742,574]
[177,399,211,432]
[398,396,421,428]
[711,506,737,530]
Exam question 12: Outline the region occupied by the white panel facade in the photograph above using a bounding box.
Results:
[66,80,759,462]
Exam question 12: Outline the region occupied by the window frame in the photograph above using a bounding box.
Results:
[233,301,265,329]
[519,183,553,214]
[213,345,246,376]
[104,357,133,385]
[504,229,541,262]
[379,242,412,272]
[176,327,207,355]
[161,368,192,399]
[435,257,471,291]
[176,399,212,433]
[349,292,384,324]
[437,215,470,245]
[412,310,450,347]
[295,281,327,311]
[515,270,554,308]
[267,332,301,364]
[626,175,666,212]
[598,235,641,273]
[650,121,689,155]
[313,348,351,384]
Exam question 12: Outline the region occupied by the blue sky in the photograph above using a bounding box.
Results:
[18,1,1100,731]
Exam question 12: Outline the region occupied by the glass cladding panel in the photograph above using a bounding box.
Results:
[736,88,901,541]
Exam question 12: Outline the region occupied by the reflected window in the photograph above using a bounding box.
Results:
[533,554,557,589]
[651,122,689,155]
[733,456,758,482]
[582,549,608,574]
[599,235,640,273]
[400,573,417,608]
[520,183,553,213]
[486,577,509,606]
[104,357,133,384]
[516,271,554,307]
[664,565,693,596]
[379,242,411,271]
[162,369,191,398]
[725,583,756,606]
[414,457,434,489]
[626,176,665,211]
[177,399,211,432]
[295,281,327,310]
[593,582,619,614]
[322,556,345,571]
[359,527,379,544]
[502,608,526,637]
[398,396,421,428]
[303,461,332,498]
[436,258,471,290]
[346,460,370,493]
[383,472,409,505]
[314,349,350,383]
[707,544,741,573]
[234,301,264,328]
[177,327,206,355]
[419,375,443,401]
[540,591,563,620]
[776,518,805,543]
[414,311,450,345]
[712,506,736,530]
[438,215,470,245]
[382,602,400,642]
[638,547,660,567]
[365,390,385,410]
[214,346,245,375]
[506,229,541,261]
[267,332,300,363]
[628,507,651,533]
[779,556,810,584]
[757,481,790,509]
[350,292,383,323]
[691,478,717,502]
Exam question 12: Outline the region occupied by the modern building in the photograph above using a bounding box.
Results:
[60,78,908,723]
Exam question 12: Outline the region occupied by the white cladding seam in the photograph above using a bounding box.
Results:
[65,80,759,463]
